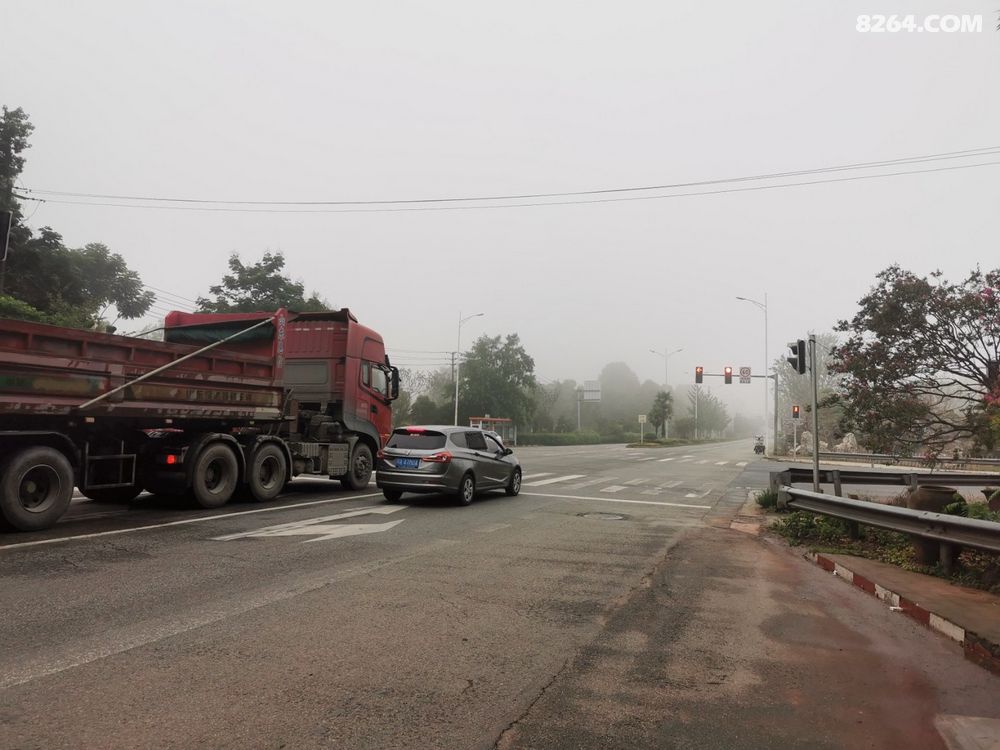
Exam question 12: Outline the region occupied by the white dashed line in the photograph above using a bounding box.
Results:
[523,474,586,487]
[601,485,628,493]
[658,457,676,462]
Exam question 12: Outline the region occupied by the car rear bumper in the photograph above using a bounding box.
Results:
[376,469,458,493]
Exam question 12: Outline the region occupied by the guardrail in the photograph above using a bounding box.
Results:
[815,451,1000,470]
[770,467,1000,495]
[778,485,1000,573]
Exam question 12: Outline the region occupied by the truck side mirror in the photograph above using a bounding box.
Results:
[390,367,400,400]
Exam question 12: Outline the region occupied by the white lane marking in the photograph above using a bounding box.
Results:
[657,457,676,462]
[601,485,628,493]
[0,492,384,551]
[212,505,406,541]
[519,491,711,510]
[697,459,709,464]
[640,489,662,496]
[715,461,729,466]
[566,477,617,489]
[521,472,554,481]
[475,522,511,534]
[523,474,586,487]
[637,457,659,462]
[685,493,700,498]
[624,478,646,485]
[662,480,683,488]
[736,461,748,467]
[682,455,695,458]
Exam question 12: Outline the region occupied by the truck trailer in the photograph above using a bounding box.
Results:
[0,308,399,531]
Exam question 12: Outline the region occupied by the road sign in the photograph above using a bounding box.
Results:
[638,414,647,424]
[581,380,602,402]
[739,366,751,384]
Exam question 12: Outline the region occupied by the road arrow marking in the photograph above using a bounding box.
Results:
[212,505,406,542]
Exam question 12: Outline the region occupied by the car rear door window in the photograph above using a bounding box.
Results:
[387,431,446,450]
[466,431,488,451]
[450,432,468,448]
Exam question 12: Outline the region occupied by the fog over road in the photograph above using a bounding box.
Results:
[2,442,996,749]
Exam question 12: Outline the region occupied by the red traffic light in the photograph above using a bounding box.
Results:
[724,366,733,384]
[792,405,800,419]
[695,366,704,384]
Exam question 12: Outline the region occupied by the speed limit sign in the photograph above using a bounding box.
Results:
[739,366,751,384]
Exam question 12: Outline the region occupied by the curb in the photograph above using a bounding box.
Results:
[806,552,1000,676]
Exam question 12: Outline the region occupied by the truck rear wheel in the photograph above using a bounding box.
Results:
[189,443,239,509]
[340,443,373,491]
[0,447,74,531]
[245,444,287,503]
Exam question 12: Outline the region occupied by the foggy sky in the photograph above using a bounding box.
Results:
[6,0,999,421]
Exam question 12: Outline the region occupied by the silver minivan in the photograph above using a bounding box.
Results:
[376,425,522,505]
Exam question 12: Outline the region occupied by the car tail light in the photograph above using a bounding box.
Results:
[422,451,452,463]
[405,427,426,434]
[166,454,178,465]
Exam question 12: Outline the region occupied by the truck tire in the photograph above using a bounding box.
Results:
[340,443,373,491]
[189,442,239,509]
[0,446,74,531]
[245,443,287,503]
[80,485,142,504]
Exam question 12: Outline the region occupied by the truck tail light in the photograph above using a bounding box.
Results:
[422,451,452,464]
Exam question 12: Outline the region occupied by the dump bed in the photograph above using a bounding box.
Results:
[0,317,285,422]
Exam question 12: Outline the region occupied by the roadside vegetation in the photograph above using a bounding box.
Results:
[767,498,1000,594]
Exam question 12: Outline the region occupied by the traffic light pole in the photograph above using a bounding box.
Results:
[810,334,820,492]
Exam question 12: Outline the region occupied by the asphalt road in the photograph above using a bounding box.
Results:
[1,441,997,749]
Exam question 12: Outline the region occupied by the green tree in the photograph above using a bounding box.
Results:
[409,394,451,425]
[1,106,153,328]
[458,333,537,425]
[833,265,1000,453]
[686,386,729,438]
[649,390,674,438]
[197,252,329,313]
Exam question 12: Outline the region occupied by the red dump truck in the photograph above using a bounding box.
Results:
[0,308,399,531]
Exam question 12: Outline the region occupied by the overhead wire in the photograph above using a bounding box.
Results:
[19,147,1000,213]
[20,145,1000,207]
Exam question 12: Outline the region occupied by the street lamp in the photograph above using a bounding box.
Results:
[453,311,484,425]
[735,294,772,454]
[649,347,683,438]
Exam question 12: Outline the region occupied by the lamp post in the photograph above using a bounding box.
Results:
[735,294,772,454]
[453,311,484,425]
[649,346,683,438]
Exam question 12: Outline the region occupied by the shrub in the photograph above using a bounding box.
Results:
[756,489,779,510]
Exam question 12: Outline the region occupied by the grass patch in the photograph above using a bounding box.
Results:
[755,489,779,510]
[773,510,1000,594]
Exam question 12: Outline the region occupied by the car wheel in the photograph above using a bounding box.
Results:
[505,468,522,497]
[383,489,403,502]
[456,473,475,506]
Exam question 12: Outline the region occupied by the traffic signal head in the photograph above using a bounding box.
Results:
[792,404,800,419]
[786,339,807,375]
[724,366,733,384]
[695,366,703,384]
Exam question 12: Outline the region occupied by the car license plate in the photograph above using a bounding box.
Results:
[396,457,420,469]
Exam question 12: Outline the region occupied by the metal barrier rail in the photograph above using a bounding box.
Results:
[816,451,1000,469]
[770,467,1000,494]
[778,485,1000,571]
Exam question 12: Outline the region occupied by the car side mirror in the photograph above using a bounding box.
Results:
[503,447,513,456]
[390,367,400,400]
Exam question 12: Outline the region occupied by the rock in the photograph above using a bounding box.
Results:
[834,432,859,452]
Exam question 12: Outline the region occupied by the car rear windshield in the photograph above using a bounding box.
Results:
[387,430,447,450]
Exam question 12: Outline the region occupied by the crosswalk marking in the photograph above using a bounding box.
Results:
[715,461,729,466]
[566,476,617,489]
[637,457,659,462]
[697,459,709,464]
[662,480,683,488]
[523,474,586,487]
[736,461,748,467]
[640,489,662,496]
[658,457,676,462]
[601,485,628,493]
[519,490,711,510]
[624,478,646,486]
[521,472,554,481]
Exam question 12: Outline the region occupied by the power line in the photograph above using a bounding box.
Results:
[20,145,1000,206]
[18,159,1000,214]
[145,284,200,305]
